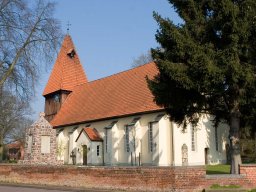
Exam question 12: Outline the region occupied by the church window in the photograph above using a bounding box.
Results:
[191,126,197,151]
[97,145,100,156]
[125,125,130,152]
[105,129,108,153]
[41,136,50,153]
[53,94,60,102]
[125,119,139,153]
[148,121,158,152]
[104,121,117,153]
[215,127,218,151]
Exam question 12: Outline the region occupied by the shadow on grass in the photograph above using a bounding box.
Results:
[206,164,230,175]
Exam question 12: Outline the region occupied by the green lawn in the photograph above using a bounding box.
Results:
[210,184,240,189]
[248,189,256,192]
[206,164,230,174]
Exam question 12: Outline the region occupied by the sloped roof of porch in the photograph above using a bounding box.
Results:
[76,127,103,142]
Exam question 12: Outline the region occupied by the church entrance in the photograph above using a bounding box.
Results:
[82,145,87,165]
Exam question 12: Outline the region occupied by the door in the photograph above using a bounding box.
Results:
[82,145,87,165]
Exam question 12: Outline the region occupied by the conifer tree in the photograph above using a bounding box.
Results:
[148,0,256,174]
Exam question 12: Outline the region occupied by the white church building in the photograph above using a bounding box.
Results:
[42,35,230,166]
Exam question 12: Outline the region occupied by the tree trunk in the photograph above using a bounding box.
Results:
[229,112,242,174]
[0,136,3,162]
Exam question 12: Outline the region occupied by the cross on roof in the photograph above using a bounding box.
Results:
[67,21,71,34]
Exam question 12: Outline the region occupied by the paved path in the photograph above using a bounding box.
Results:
[0,185,68,192]
[0,184,117,192]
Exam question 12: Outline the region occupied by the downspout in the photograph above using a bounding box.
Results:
[102,140,105,166]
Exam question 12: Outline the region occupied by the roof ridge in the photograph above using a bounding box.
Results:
[89,61,155,83]
[60,49,64,90]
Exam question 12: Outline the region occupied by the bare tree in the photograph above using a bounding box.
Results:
[5,117,33,144]
[0,0,62,98]
[131,50,153,68]
[0,89,31,161]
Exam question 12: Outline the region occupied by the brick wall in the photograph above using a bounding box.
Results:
[0,164,255,191]
[240,164,256,186]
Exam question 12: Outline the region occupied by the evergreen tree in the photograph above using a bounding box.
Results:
[148,0,256,174]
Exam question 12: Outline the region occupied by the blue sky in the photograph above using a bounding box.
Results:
[32,0,182,120]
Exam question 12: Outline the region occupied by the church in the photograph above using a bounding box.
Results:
[43,35,230,166]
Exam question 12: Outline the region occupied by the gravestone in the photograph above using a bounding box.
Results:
[19,112,63,165]
[182,144,188,166]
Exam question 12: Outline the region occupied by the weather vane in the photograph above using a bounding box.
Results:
[67,21,71,34]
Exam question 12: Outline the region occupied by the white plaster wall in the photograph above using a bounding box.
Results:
[57,112,171,166]
[91,141,103,165]
[105,124,119,165]
[173,115,229,166]
[56,112,229,167]
[204,118,230,164]
[104,128,111,164]
[56,128,69,163]
[158,116,172,166]
[111,124,119,164]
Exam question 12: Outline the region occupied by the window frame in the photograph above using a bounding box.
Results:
[125,125,130,153]
[105,129,108,153]
[148,122,155,153]
[191,126,196,152]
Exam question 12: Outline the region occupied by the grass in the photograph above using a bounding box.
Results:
[248,189,256,192]
[206,164,230,174]
[210,184,241,189]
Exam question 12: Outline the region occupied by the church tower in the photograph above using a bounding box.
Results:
[43,35,87,122]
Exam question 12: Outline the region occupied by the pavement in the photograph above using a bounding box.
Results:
[0,183,125,192]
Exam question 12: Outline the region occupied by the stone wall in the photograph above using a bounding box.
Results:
[0,164,255,191]
[19,112,62,165]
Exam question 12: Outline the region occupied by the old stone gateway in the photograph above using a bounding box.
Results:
[19,112,62,165]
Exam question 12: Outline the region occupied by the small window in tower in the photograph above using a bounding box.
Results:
[67,49,76,58]
[53,94,60,102]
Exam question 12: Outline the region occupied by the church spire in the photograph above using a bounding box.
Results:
[43,34,87,122]
[43,35,88,96]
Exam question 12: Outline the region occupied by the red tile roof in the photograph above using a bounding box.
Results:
[6,141,23,149]
[51,62,163,127]
[76,127,103,142]
[43,35,88,96]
